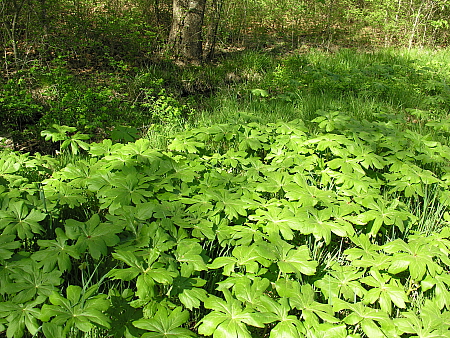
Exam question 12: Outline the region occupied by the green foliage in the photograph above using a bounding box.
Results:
[133,306,196,337]
[0,296,45,338]
[2,112,450,337]
[0,79,44,132]
[110,126,140,143]
[36,67,133,131]
[267,49,443,113]
[35,64,196,142]
[198,290,268,337]
[65,214,121,260]
[41,125,91,155]
[4,2,450,336]
[0,200,47,239]
[40,285,111,334]
[135,87,194,125]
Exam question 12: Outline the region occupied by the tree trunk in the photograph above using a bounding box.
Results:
[1,0,27,63]
[169,0,207,64]
[36,0,50,58]
[204,0,224,60]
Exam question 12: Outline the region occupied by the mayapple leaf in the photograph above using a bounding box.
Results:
[107,266,141,281]
[283,181,331,207]
[197,311,229,336]
[61,137,90,155]
[232,244,271,273]
[270,320,304,338]
[431,274,450,309]
[250,206,301,241]
[41,125,76,142]
[345,234,381,261]
[98,166,154,213]
[56,159,97,187]
[255,171,291,193]
[277,245,317,276]
[361,269,408,313]
[394,299,450,336]
[260,295,305,338]
[238,128,267,152]
[41,285,110,333]
[42,322,66,338]
[198,290,267,337]
[135,201,158,220]
[112,249,146,270]
[33,228,80,272]
[175,239,208,277]
[109,248,175,290]
[0,234,21,260]
[275,281,339,326]
[1,200,46,239]
[360,318,386,338]
[207,190,248,220]
[5,260,62,303]
[233,276,270,306]
[135,274,156,300]
[133,306,195,338]
[356,197,411,237]
[334,299,390,325]
[250,88,269,97]
[214,321,254,338]
[328,156,366,175]
[384,238,442,280]
[208,256,238,276]
[315,265,366,301]
[111,125,139,143]
[306,323,348,338]
[0,157,21,174]
[0,296,45,338]
[169,137,205,153]
[65,214,121,259]
[43,180,87,208]
[178,286,208,310]
[106,288,144,338]
[89,138,115,157]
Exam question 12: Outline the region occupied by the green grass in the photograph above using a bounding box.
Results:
[4,46,450,152]
[185,47,450,143]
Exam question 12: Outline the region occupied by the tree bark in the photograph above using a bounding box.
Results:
[204,0,224,60]
[1,0,27,63]
[169,0,207,64]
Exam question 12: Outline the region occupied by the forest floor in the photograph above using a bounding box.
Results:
[3,41,450,338]
[3,41,450,155]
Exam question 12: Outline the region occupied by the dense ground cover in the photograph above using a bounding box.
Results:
[4,48,450,149]
[2,48,450,337]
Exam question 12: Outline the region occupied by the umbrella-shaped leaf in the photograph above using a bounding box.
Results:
[65,214,121,259]
[0,200,46,239]
[133,306,195,338]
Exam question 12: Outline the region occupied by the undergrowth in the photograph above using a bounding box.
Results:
[2,47,450,337]
[3,48,450,152]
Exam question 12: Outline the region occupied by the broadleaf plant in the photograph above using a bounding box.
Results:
[40,285,110,334]
[2,114,450,337]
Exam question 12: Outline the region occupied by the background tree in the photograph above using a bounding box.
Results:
[204,0,224,59]
[1,0,450,68]
[168,0,207,64]
[1,0,27,63]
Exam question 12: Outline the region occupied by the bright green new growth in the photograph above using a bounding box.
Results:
[1,110,450,337]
